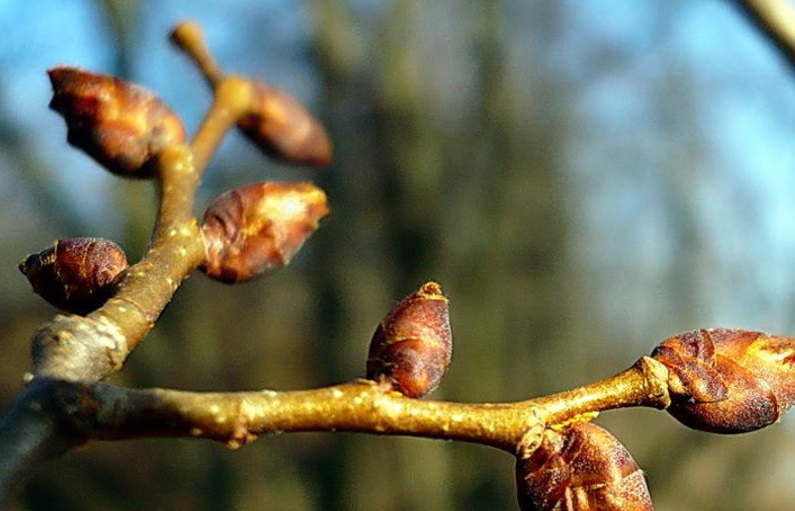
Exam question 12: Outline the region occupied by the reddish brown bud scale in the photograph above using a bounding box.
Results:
[366,282,452,398]
[200,182,329,284]
[515,422,653,511]
[652,328,795,433]
[19,237,128,315]
[237,81,333,167]
[48,66,185,177]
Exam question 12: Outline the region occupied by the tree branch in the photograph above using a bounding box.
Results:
[6,18,787,509]
[736,0,795,71]
[0,54,262,506]
[50,357,669,453]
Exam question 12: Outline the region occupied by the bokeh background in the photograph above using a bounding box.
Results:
[2,1,795,510]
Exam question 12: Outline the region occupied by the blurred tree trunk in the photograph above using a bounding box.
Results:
[310,1,454,510]
[308,1,576,509]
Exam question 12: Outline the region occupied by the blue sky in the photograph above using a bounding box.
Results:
[2,0,795,337]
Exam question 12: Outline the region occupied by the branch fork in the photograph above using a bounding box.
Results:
[4,17,795,510]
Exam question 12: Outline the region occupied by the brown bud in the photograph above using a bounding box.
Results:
[516,422,653,511]
[19,238,128,314]
[200,182,329,283]
[651,328,795,433]
[366,282,452,398]
[237,81,333,167]
[48,66,186,177]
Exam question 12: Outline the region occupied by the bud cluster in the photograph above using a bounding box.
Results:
[44,37,334,290]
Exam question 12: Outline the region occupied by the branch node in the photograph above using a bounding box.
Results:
[32,315,127,381]
[516,407,545,459]
[227,398,258,450]
[635,356,671,410]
